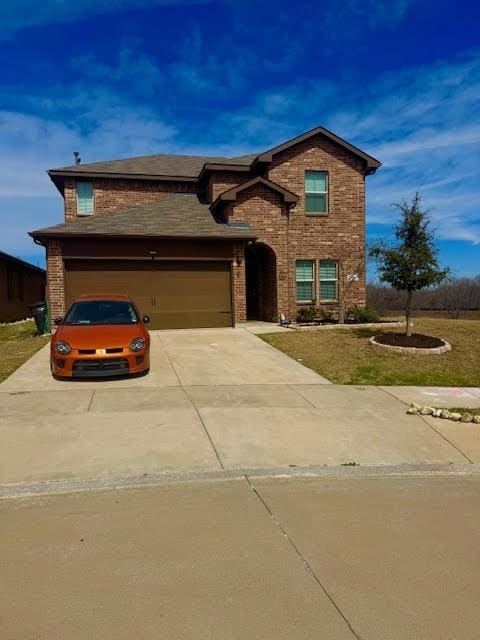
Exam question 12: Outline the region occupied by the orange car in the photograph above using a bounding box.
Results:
[51,294,150,379]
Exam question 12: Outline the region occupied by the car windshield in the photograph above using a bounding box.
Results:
[64,300,139,325]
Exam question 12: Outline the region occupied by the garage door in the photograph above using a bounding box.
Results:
[64,260,233,330]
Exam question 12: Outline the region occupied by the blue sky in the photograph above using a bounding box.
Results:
[1,0,479,278]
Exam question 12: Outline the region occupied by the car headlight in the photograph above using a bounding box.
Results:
[55,341,71,355]
[129,337,145,352]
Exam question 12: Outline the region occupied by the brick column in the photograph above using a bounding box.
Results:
[46,239,65,329]
[232,242,246,323]
[64,178,77,221]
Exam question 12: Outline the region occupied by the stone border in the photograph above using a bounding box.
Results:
[407,404,480,423]
[369,335,451,355]
[291,321,405,332]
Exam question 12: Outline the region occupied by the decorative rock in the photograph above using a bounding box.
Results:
[433,409,442,418]
[410,402,422,411]
[407,407,419,415]
[473,415,480,424]
[461,413,473,423]
[420,406,435,415]
[440,409,451,419]
[449,412,462,421]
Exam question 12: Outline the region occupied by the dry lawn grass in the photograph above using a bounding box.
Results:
[262,318,480,386]
[0,321,49,383]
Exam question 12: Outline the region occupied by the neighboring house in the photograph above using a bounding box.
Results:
[0,251,46,322]
[30,126,380,330]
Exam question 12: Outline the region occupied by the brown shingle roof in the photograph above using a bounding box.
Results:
[29,194,256,241]
[49,153,259,180]
[46,125,381,185]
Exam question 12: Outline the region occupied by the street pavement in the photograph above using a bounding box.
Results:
[2,471,480,639]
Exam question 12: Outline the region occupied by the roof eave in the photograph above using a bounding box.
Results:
[47,170,199,183]
[29,230,256,242]
[0,250,46,273]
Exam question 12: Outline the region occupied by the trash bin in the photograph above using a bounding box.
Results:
[29,301,46,335]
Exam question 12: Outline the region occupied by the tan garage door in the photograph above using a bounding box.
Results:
[64,260,233,330]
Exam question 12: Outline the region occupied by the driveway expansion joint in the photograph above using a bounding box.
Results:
[417,414,474,464]
[244,473,362,640]
[183,386,225,470]
[87,390,95,412]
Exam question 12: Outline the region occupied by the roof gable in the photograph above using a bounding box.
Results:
[211,176,299,212]
[255,125,381,173]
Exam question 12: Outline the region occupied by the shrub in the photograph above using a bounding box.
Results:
[296,306,317,323]
[347,306,381,323]
[319,309,334,323]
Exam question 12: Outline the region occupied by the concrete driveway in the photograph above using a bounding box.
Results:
[0,325,326,390]
[0,326,477,487]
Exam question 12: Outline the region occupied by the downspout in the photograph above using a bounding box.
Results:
[286,202,296,323]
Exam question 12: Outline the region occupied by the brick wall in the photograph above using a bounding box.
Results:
[207,171,250,202]
[268,133,366,315]
[54,132,370,326]
[64,178,197,221]
[228,185,289,321]
[46,239,65,327]
[232,242,247,323]
[228,134,367,321]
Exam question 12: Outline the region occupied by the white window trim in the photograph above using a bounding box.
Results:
[296,259,316,303]
[76,181,95,216]
[305,171,328,215]
[319,261,338,302]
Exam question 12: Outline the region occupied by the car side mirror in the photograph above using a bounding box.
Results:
[54,317,63,326]
[143,315,150,324]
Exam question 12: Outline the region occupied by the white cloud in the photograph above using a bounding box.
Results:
[2,47,480,258]
[0,0,212,37]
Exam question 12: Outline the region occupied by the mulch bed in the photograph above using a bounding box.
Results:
[375,333,445,348]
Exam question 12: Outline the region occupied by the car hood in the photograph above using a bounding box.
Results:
[55,324,146,350]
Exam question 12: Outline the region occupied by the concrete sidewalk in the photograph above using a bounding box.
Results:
[3,472,480,639]
[0,382,472,485]
[383,385,480,408]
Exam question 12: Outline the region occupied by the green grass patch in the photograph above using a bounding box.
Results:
[261,318,480,386]
[0,320,49,383]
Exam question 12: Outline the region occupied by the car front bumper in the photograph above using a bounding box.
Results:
[51,350,150,378]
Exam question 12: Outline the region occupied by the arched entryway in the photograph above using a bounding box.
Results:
[245,243,277,321]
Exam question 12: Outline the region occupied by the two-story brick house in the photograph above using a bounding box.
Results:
[30,126,380,330]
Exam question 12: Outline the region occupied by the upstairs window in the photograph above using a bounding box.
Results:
[76,181,94,215]
[319,260,338,301]
[305,171,328,214]
[296,260,315,302]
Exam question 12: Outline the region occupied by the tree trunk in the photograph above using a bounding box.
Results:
[338,303,345,324]
[405,290,413,336]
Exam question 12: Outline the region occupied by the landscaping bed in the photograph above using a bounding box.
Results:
[261,318,480,386]
[292,321,405,331]
[374,333,445,348]
[0,320,49,383]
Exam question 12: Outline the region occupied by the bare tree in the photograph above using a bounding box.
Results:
[338,257,364,324]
